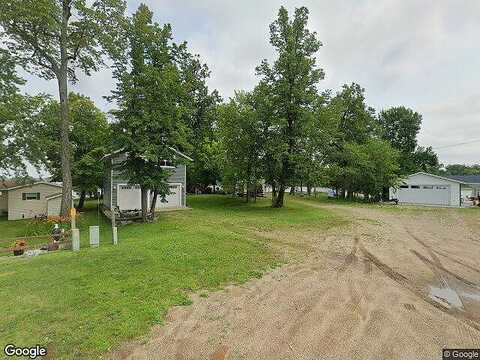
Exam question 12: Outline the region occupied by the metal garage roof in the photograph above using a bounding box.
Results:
[444,175,480,184]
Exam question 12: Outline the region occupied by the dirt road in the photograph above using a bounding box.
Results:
[109,202,480,360]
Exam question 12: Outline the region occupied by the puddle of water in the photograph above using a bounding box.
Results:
[429,286,463,308]
[429,285,480,309]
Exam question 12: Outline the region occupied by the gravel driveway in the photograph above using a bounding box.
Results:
[109,202,480,360]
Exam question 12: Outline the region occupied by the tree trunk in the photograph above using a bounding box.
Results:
[141,187,148,222]
[307,184,311,196]
[347,190,354,200]
[77,190,86,210]
[149,189,158,217]
[246,182,250,203]
[271,182,277,204]
[58,0,72,217]
[272,184,285,208]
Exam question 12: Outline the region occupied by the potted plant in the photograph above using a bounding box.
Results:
[11,240,27,256]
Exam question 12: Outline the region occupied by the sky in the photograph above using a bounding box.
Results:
[20,0,480,166]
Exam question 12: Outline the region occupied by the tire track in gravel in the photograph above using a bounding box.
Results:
[359,244,480,332]
[108,201,480,360]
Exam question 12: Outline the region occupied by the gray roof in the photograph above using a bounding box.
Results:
[45,192,62,199]
[103,147,193,161]
[444,175,480,184]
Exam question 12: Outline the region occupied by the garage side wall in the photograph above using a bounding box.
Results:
[390,173,461,207]
[103,160,112,210]
[47,197,62,216]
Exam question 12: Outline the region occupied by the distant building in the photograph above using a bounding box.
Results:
[0,182,63,220]
[389,172,480,207]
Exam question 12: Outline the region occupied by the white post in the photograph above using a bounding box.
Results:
[89,226,99,248]
[112,226,118,245]
[111,208,118,245]
[72,228,80,251]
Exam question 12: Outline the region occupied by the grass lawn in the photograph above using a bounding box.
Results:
[0,195,341,359]
[292,192,480,217]
[0,200,111,255]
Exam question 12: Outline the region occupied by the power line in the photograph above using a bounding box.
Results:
[432,138,480,150]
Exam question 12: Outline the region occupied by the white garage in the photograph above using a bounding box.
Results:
[154,184,182,209]
[389,172,463,207]
[117,183,183,211]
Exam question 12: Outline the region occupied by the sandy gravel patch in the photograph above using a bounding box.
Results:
[108,202,480,360]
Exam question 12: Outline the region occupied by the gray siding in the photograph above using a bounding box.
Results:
[104,152,187,209]
[103,161,112,209]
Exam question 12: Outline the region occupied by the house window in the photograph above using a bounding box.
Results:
[423,185,433,189]
[436,186,448,190]
[22,192,40,200]
[119,185,140,190]
[410,185,420,189]
[400,185,409,189]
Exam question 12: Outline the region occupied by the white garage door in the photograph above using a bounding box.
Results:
[117,184,142,210]
[153,184,182,209]
[397,185,450,206]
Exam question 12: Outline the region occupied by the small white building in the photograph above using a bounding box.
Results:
[0,182,64,220]
[389,172,480,207]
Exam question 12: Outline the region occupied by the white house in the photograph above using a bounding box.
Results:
[0,182,64,220]
[389,172,480,207]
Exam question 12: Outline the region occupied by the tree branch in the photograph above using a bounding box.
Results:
[8,20,59,74]
[68,26,87,61]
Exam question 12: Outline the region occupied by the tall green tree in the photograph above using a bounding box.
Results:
[377,106,441,176]
[293,94,335,195]
[330,83,376,144]
[0,0,126,215]
[0,49,24,100]
[256,6,324,207]
[442,164,480,175]
[377,106,422,174]
[176,49,221,192]
[0,49,26,176]
[326,139,400,200]
[413,146,440,173]
[324,83,378,197]
[31,93,110,209]
[110,4,188,222]
[0,50,50,177]
[218,92,263,201]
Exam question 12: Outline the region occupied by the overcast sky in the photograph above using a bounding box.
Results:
[20,0,480,165]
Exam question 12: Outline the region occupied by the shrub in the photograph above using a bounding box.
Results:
[23,215,78,236]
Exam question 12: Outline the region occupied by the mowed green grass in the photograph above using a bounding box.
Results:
[292,192,480,218]
[0,201,111,254]
[0,195,340,359]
